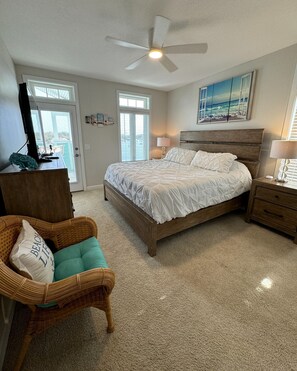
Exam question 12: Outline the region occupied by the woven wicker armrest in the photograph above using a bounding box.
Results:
[15,215,98,250]
[0,262,115,306]
[0,215,115,370]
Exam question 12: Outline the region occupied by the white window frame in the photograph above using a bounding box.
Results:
[279,65,297,182]
[117,90,151,162]
[23,75,77,104]
[285,97,297,182]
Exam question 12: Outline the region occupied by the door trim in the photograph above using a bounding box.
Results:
[22,75,87,191]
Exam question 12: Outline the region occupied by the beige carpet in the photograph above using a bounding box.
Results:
[3,188,297,371]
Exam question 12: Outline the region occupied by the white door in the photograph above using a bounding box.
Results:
[31,103,83,191]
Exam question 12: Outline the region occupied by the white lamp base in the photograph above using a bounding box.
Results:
[276,159,290,183]
[275,178,288,183]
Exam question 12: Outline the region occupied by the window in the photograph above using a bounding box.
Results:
[25,79,75,102]
[286,97,297,182]
[118,92,150,161]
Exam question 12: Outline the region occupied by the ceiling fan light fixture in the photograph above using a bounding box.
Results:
[149,49,163,59]
[105,15,208,72]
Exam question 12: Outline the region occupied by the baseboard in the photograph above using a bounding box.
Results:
[85,184,103,191]
[0,297,15,369]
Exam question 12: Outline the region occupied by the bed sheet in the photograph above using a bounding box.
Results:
[104,159,252,224]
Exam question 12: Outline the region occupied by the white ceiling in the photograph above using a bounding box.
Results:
[0,0,296,92]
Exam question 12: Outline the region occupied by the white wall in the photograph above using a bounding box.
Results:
[167,44,297,177]
[15,65,168,187]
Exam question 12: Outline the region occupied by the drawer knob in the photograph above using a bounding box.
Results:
[264,209,283,218]
[275,195,279,199]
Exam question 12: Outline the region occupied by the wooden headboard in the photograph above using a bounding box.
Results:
[180,128,264,178]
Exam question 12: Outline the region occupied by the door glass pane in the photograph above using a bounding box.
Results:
[120,113,148,161]
[120,113,131,161]
[40,110,77,182]
[31,109,44,150]
[135,114,148,160]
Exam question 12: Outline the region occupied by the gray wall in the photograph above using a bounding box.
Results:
[167,44,297,177]
[0,34,20,369]
[14,43,297,183]
[15,65,168,187]
[0,36,26,170]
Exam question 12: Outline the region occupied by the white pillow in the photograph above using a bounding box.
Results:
[164,147,197,165]
[191,150,237,173]
[9,220,55,283]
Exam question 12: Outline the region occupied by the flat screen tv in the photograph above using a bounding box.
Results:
[18,82,40,163]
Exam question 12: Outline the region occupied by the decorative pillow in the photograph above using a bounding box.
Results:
[191,150,237,173]
[9,220,54,283]
[164,147,197,165]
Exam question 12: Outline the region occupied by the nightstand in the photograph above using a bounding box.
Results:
[246,177,297,243]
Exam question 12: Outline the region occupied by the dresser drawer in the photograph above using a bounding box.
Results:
[255,186,297,210]
[252,199,297,232]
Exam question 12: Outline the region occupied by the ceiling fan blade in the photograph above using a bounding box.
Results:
[152,15,171,48]
[163,43,208,54]
[159,55,178,73]
[105,36,149,50]
[125,54,148,70]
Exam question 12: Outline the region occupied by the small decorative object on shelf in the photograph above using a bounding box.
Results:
[85,113,115,127]
[9,153,38,171]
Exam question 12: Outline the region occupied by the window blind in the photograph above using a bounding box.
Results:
[286,98,297,182]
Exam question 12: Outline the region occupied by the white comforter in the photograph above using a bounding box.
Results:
[104,159,252,224]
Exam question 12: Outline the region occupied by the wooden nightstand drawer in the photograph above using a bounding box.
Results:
[255,186,297,210]
[252,198,297,233]
[246,177,297,243]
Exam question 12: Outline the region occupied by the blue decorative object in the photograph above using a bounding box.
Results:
[9,153,38,170]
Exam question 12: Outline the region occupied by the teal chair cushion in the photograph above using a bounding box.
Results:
[54,236,108,281]
[38,237,108,308]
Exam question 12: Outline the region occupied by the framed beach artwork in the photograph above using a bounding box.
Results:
[197,71,256,124]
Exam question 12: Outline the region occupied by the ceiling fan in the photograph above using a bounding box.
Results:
[105,15,208,72]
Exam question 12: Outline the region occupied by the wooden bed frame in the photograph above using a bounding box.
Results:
[104,129,264,256]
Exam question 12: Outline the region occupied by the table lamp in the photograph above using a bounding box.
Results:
[157,137,170,158]
[270,140,297,182]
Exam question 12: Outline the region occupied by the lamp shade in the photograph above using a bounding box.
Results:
[157,137,170,147]
[270,140,297,159]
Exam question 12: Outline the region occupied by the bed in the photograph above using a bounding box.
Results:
[104,129,264,256]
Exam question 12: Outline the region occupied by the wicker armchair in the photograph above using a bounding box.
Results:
[0,215,115,371]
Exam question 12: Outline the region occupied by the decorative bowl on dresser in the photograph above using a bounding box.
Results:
[246,177,297,243]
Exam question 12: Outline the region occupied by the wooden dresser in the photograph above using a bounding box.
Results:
[0,157,74,368]
[0,157,74,222]
[246,177,297,243]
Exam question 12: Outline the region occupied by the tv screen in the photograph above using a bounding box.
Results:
[18,83,39,162]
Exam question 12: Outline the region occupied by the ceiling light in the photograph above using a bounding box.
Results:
[149,49,163,59]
